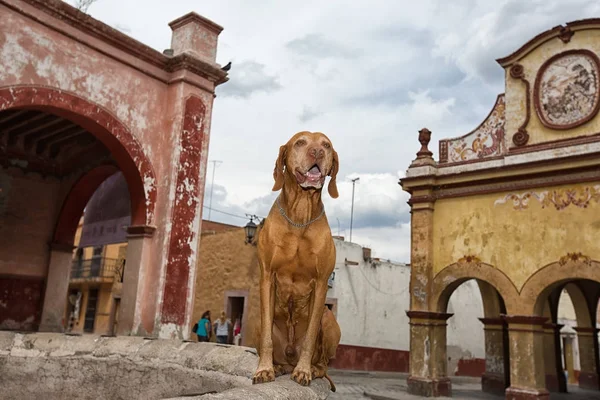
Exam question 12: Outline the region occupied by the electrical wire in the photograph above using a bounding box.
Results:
[202,205,266,221]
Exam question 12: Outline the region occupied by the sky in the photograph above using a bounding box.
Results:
[73,0,600,263]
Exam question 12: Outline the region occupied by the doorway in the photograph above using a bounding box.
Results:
[84,289,99,332]
[224,290,248,346]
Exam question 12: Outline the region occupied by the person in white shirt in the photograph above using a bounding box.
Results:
[214,311,232,344]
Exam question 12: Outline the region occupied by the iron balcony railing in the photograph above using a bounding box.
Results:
[70,258,125,281]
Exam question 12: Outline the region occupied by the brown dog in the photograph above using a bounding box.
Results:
[252,131,341,391]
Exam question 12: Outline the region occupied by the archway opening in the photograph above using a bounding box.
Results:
[0,97,150,334]
[438,277,510,396]
[534,278,600,393]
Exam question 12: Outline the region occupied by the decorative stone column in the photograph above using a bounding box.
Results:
[505,316,549,400]
[407,311,453,397]
[39,243,75,332]
[542,323,565,392]
[574,327,600,390]
[403,128,437,312]
[479,318,508,395]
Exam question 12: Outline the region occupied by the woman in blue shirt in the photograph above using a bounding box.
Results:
[195,310,212,342]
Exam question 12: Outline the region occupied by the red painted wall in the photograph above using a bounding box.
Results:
[455,358,486,377]
[0,276,44,331]
[329,344,410,372]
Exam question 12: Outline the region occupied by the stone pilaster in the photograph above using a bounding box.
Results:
[407,311,453,397]
[504,315,549,400]
[479,318,508,395]
[39,243,76,332]
[542,323,565,392]
[574,327,600,390]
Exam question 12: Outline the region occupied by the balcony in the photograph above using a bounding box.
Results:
[70,258,125,283]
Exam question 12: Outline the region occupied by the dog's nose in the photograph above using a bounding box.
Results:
[308,146,324,159]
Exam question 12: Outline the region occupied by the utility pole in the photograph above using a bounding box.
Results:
[349,177,360,243]
[336,217,340,237]
[208,160,222,220]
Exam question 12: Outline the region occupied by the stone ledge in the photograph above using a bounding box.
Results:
[165,376,330,399]
[0,331,331,400]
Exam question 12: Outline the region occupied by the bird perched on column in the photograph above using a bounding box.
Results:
[221,61,232,71]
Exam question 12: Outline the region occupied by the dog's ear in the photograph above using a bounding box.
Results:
[272,145,286,191]
[328,149,339,198]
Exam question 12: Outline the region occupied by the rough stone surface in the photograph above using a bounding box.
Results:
[0,332,331,400]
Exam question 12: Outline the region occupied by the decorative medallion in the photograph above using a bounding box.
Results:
[534,50,600,130]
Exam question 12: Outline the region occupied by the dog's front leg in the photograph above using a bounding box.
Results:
[291,279,328,386]
[252,271,276,384]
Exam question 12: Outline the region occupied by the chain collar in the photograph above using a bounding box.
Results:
[276,195,325,228]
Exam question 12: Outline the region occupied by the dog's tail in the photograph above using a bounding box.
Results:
[325,373,336,392]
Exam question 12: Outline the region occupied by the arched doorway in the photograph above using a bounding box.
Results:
[0,87,155,334]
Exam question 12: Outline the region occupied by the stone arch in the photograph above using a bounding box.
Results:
[563,283,594,328]
[432,261,520,314]
[53,164,119,245]
[0,85,156,228]
[519,256,600,316]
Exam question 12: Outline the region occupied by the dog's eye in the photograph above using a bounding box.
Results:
[323,142,331,149]
[295,139,306,147]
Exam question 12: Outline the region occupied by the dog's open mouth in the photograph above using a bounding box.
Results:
[295,164,325,188]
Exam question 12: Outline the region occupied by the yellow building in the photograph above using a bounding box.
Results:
[401,20,600,399]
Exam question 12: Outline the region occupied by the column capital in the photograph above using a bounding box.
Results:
[479,317,505,325]
[573,326,599,335]
[407,310,453,324]
[126,225,156,238]
[503,315,548,325]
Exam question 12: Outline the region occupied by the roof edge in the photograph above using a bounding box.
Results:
[496,18,600,67]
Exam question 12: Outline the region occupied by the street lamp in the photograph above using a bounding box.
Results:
[349,177,359,243]
[244,215,260,244]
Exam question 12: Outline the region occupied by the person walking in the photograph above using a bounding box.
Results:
[195,310,211,342]
[214,311,231,344]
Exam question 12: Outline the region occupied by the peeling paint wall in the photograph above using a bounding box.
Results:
[432,182,600,292]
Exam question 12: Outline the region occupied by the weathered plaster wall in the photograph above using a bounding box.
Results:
[1,0,225,338]
[328,240,412,350]
[504,29,600,148]
[0,169,61,277]
[330,240,485,365]
[192,228,260,348]
[432,181,600,292]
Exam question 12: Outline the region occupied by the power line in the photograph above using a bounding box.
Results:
[202,205,265,221]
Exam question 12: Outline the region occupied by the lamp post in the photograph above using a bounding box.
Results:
[244,214,260,244]
[349,177,359,243]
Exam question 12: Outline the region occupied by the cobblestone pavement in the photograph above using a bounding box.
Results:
[327,370,600,400]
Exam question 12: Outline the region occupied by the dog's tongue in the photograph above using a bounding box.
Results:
[308,165,320,176]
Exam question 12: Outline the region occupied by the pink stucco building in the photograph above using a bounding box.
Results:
[0,0,228,338]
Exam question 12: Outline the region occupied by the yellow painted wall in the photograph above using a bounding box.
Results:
[504,30,600,147]
[433,181,600,290]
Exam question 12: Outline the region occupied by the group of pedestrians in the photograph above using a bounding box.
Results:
[193,310,242,344]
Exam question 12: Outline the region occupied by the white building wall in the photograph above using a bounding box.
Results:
[327,239,411,350]
[446,280,486,373]
[328,239,485,363]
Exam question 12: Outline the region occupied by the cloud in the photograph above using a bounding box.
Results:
[286,34,359,59]
[216,61,281,98]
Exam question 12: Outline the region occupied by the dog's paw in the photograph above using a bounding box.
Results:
[291,365,312,386]
[252,368,275,384]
